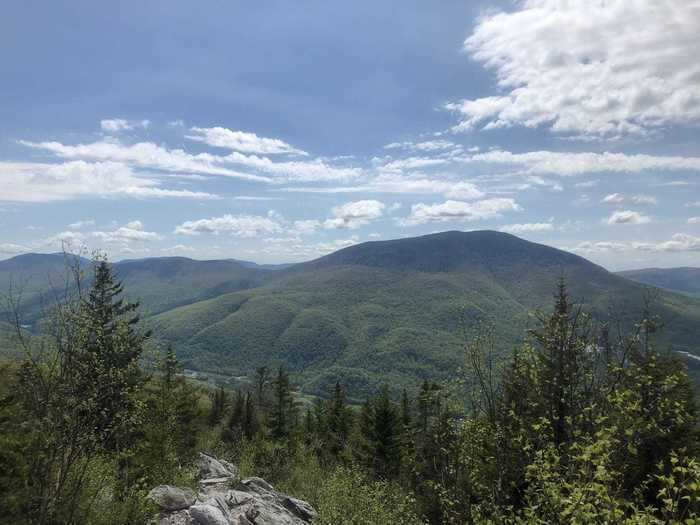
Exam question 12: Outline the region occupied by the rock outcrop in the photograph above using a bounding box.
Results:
[149,453,317,525]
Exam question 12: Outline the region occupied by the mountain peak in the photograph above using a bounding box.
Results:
[303,229,592,274]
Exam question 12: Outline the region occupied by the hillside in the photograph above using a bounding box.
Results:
[618,267,700,297]
[0,254,272,324]
[147,231,700,397]
[3,233,700,397]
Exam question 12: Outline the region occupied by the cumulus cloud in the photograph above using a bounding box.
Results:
[324,200,386,229]
[187,126,307,156]
[500,222,554,234]
[92,221,162,244]
[174,213,283,237]
[607,210,651,225]
[101,118,150,132]
[404,198,520,225]
[451,0,700,139]
[0,160,220,202]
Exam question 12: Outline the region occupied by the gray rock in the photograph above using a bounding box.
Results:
[148,485,197,511]
[282,496,317,522]
[190,504,229,525]
[153,453,315,525]
[197,453,239,480]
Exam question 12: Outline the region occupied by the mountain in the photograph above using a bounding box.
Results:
[617,267,700,297]
[146,231,700,397]
[0,254,272,323]
[3,233,700,397]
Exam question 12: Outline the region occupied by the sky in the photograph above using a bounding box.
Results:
[1,0,699,271]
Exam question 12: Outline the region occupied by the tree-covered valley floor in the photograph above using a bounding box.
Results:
[1,255,700,524]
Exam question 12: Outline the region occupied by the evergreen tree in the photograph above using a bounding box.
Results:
[208,385,227,426]
[360,386,402,479]
[327,382,351,459]
[222,390,245,442]
[269,367,295,439]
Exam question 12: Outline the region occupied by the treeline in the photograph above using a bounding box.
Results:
[1,257,699,524]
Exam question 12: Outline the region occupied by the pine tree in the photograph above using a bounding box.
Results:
[223,390,245,442]
[208,385,227,426]
[361,386,402,479]
[327,382,352,459]
[243,392,259,439]
[269,367,295,439]
[80,257,149,449]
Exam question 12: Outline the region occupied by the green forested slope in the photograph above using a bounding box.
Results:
[148,231,700,396]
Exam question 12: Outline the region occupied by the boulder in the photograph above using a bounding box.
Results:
[148,485,197,511]
[152,453,316,525]
[197,452,239,480]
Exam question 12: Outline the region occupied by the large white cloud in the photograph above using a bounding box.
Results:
[324,200,386,229]
[450,0,700,139]
[0,161,219,202]
[20,140,269,182]
[404,198,520,225]
[187,126,307,156]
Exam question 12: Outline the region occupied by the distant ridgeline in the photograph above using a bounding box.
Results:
[2,231,700,397]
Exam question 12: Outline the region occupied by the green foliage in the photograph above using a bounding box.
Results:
[314,466,424,525]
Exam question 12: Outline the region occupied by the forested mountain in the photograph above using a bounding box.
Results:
[3,231,700,397]
[618,267,700,297]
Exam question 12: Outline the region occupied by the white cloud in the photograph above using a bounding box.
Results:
[324,200,386,229]
[606,210,651,225]
[68,219,95,230]
[0,243,29,254]
[570,234,700,254]
[161,244,195,253]
[174,213,283,237]
[688,217,700,224]
[687,202,700,208]
[602,193,657,205]
[292,220,322,235]
[383,140,457,152]
[575,180,599,189]
[92,221,162,244]
[100,118,150,133]
[404,198,520,225]
[500,222,554,234]
[464,150,700,177]
[281,175,484,200]
[20,140,270,182]
[187,126,307,156]
[602,193,625,204]
[0,160,220,202]
[452,0,700,139]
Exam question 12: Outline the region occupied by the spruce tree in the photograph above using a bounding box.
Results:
[269,367,295,439]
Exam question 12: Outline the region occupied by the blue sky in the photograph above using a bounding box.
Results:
[1,0,698,270]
